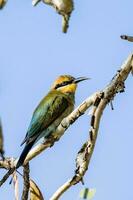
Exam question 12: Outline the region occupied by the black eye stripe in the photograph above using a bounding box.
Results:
[55,80,73,89]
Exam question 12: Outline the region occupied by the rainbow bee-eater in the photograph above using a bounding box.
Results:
[32,0,74,33]
[16,75,88,168]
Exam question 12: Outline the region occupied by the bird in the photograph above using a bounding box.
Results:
[16,75,88,168]
[32,0,74,33]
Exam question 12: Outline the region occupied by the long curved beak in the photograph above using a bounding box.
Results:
[74,77,90,83]
[32,0,41,6]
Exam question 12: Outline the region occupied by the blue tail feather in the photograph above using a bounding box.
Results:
[16,141,35,169]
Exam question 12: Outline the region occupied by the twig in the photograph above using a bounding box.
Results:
[32,0,74,33]
[0,119,5,160]
[120,35,133,42]
[0,167,15,186]
[12,171,19,200]
[0,158,11,169]
[49,54,133,200]
[21,163,30,200]
[62,14,71,33]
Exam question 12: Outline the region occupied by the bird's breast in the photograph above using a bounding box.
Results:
[42,103,74,140]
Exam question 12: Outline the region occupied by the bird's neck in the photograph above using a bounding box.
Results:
[64,92,75,104]
[65,92,75,101]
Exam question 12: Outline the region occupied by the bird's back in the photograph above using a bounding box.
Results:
[22,90,74,145]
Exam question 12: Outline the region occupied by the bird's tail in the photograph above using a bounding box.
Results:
[62,14,71,33]
[16,141,35,169]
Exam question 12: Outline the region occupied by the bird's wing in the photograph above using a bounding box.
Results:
[21,91,71,145]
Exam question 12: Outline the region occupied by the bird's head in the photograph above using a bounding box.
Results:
[51,75,89,94]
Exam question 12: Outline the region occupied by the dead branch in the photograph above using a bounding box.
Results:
[12,171,19,200]
[120,35,133,42]
[21,163,30,200]
[49,53,133,200]
[0,54,132,199]
[0,119,5,160]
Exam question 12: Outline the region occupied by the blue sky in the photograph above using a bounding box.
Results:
[0,0,133,199]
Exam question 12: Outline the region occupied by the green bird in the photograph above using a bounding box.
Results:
[16,75,88,168]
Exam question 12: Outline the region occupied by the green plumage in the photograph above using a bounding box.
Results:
[16,90,74,168]
[16,75,87,168]
[22,90,74,144]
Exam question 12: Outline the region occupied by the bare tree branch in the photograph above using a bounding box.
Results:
[0,119,5,160]
[21,163,30,200]
[0,54,132,198]
[0,167,15,186]
[12,171,19,200]
[32,0,74,33]
[0,157,13,169]
[49,53,133,200]
[120,35,133,42]
[0,157,16,186]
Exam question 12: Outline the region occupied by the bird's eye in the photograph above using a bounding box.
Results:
[55,80,73,89]
[62,81,69,85]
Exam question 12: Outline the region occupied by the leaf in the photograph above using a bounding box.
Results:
[30,179,44,200]
[0,119,4,159]
[0,0,6,9]
[79,188,96,200]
